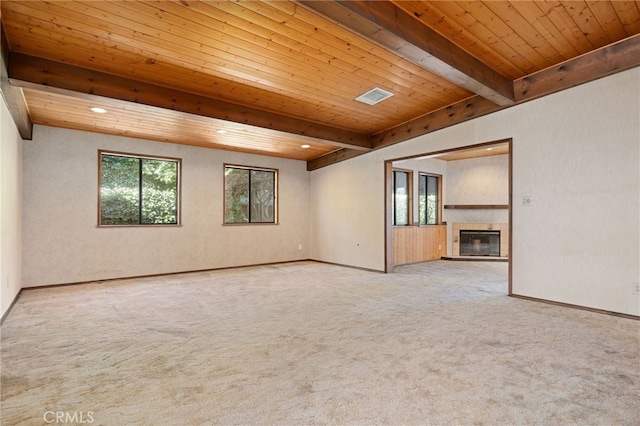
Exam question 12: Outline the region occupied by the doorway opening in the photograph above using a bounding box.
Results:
[384,139,512,294]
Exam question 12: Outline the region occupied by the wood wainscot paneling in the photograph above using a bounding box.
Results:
[393,225,447,266]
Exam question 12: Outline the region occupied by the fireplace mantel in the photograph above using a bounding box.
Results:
[444,204,508,209]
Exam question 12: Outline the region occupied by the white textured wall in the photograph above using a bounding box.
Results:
[1,96,23,318]
[310,153,385,270]
[310,68,640,315]
[509,71,639,315]
[445,154,509,205]
[22,126,310,287]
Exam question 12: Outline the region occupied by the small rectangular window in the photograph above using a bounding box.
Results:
[99,151,180,226]
[224,165,277,224]
[419,173,441,225]
[392,170,411,226]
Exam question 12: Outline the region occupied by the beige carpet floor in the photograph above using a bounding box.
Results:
[1,260,639,425]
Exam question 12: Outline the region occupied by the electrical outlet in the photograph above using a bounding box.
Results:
[633,283,640,295]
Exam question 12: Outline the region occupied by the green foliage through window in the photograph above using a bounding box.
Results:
[100,152,179,225]
[225,166,276,224]
[419,174,439,225]
[392,171,410,226]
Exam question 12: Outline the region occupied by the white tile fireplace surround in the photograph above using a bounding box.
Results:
[452,223,509,257]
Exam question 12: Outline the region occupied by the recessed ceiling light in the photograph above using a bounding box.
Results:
[355,87,394,105]
[90,107,107,114]
[216,129,227,134]
[301,144,311,149]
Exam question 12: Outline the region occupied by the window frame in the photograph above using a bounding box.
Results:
[98,150,182,227]
[418,172,442,226]
[392,169,413,226]
[223,164,279,226]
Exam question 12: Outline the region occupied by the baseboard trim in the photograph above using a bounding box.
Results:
[20,259,314,291]
[510,294,639,321]
[310,259,385,274]
[441,256,508,262]
[392,258,443,268]
[1,289,23,326]
[15,263,637,321]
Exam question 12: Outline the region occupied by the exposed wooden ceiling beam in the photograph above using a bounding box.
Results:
[308,95,501,171]
[301,0,514,106]
[514,34,640,102]
[374,34,640,152]
[373,96,502,149]
[307,148,364,171]
[0,23,32,140]
[7,52,372,151]
[311,35,640,170]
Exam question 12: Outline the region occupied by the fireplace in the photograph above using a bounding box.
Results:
[459,230,501,257]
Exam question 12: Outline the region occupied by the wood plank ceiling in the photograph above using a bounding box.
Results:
[1,1,639,168]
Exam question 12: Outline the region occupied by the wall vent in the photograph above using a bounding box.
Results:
[355,87,394,105]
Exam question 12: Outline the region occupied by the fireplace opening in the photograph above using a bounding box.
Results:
[459,230,500,257]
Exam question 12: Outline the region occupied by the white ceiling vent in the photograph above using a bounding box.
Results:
[355,87,394,105]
